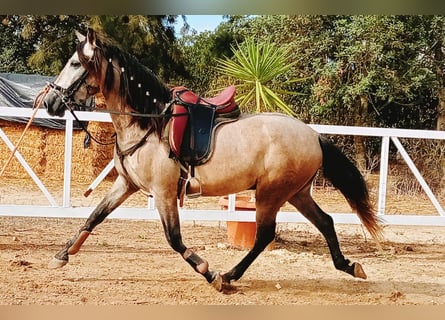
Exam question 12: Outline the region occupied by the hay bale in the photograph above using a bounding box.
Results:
[43,122,116,184]
[1,94,116,184]
[1,119,116,184]
[0,120,45,179]
[84,94,117,180]
[85,121,116,178]
[43,128,85,182]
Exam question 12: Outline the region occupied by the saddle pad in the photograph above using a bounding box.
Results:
[187,105,216,164]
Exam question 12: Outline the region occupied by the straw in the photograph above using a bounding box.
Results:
[0,87,49,178]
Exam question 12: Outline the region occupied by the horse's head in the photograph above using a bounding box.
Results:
[42,27,171,134]
[43,28,101,117]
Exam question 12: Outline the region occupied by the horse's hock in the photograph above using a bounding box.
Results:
[219,194,275,251]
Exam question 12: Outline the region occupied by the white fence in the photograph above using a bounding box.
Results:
[0,106,444,226]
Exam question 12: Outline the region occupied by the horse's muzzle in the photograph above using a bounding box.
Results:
[43,90,66,117]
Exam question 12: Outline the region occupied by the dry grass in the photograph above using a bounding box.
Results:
[0,120,116,183]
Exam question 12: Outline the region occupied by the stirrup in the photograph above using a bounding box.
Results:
[185,176,202,198]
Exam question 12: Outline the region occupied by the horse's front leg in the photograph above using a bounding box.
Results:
[48,175,137,268]
[156,199,220,287]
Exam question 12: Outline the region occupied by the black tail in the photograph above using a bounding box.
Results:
[318,136,383,241]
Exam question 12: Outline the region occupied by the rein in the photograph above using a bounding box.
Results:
[48,72,116,146]
[48,74,189,147]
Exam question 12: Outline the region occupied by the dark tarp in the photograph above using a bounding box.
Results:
[0,73,89,130]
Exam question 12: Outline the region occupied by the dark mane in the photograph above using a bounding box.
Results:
[77,32,171,135]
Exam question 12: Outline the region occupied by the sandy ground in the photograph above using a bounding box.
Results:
[0,178,444,305]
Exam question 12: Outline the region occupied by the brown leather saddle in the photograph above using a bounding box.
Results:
[166,85,240,200]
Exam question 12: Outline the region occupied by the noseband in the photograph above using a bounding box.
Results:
[48,70,99,110]
[47,70,113,145]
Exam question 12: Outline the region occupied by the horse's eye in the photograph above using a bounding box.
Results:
[70,61,82,68]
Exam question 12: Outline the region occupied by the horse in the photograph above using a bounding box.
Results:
[41,28,382,292]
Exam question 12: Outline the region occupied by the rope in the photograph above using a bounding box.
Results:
[0,86,49,178]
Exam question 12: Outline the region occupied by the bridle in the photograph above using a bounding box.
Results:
[48,70,99,108]
[46,70,115,145]
[45,69,186,149]
[45,63,188,149]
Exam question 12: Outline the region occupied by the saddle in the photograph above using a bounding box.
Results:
[166,85,240,201]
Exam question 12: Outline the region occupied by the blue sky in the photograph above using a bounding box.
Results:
[176,15,225,34]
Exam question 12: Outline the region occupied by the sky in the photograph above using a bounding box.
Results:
[176,15,225,35]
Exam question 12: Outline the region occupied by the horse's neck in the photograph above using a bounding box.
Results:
[104,98,149,150]
[102,90,165,151]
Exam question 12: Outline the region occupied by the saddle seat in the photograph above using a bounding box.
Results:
[173,85,237,113]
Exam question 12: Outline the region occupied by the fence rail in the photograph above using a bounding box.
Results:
[1,106,444,226]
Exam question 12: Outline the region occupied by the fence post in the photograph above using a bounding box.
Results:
[62,118,73,207]
[391,137,445,216]
[377,136,390,215]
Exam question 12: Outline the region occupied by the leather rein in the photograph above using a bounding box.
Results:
[47,70,115,146]
[46,71,187,153]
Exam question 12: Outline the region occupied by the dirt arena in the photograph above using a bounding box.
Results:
[1,179,444,305]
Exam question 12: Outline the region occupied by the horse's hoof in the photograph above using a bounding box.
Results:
[211,272,223,292]
[353,262,367,279]
[48,257,68,269]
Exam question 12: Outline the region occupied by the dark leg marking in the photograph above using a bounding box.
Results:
[289,192,367,279]
[222,223,276,284]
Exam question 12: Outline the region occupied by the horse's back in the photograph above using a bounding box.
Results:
[216,112,320,156]
[197,113,322,195]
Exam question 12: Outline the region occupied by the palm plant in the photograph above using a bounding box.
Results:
[217,38,302,115]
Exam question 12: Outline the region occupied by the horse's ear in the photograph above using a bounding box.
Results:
[75,30,85,42]
[86,28,97,47]
[82,28,98,59]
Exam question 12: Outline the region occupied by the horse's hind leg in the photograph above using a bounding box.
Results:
[219,199,279,288]
[288,187,367,279]
[48,175,137,268]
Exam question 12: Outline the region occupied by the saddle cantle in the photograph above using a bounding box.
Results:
[166,85,241,201]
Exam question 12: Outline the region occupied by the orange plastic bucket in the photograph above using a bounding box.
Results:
[219,195,275,250]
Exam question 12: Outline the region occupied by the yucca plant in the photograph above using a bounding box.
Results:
[217,38,302,115]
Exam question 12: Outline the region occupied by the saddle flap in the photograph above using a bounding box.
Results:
[169,104,189,158]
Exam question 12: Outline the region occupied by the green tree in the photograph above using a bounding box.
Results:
[176,16,240,93]
[0,16,35,73]
[418,15,445,132]
[233,15,338,122]
[21,15,88,75]
[0,15,87,75]
[414,15,445,192]
[311,16,435,171]
[88,15,186,81]
[0,15,186,81]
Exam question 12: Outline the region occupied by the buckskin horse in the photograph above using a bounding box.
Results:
[41,28,382,292]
